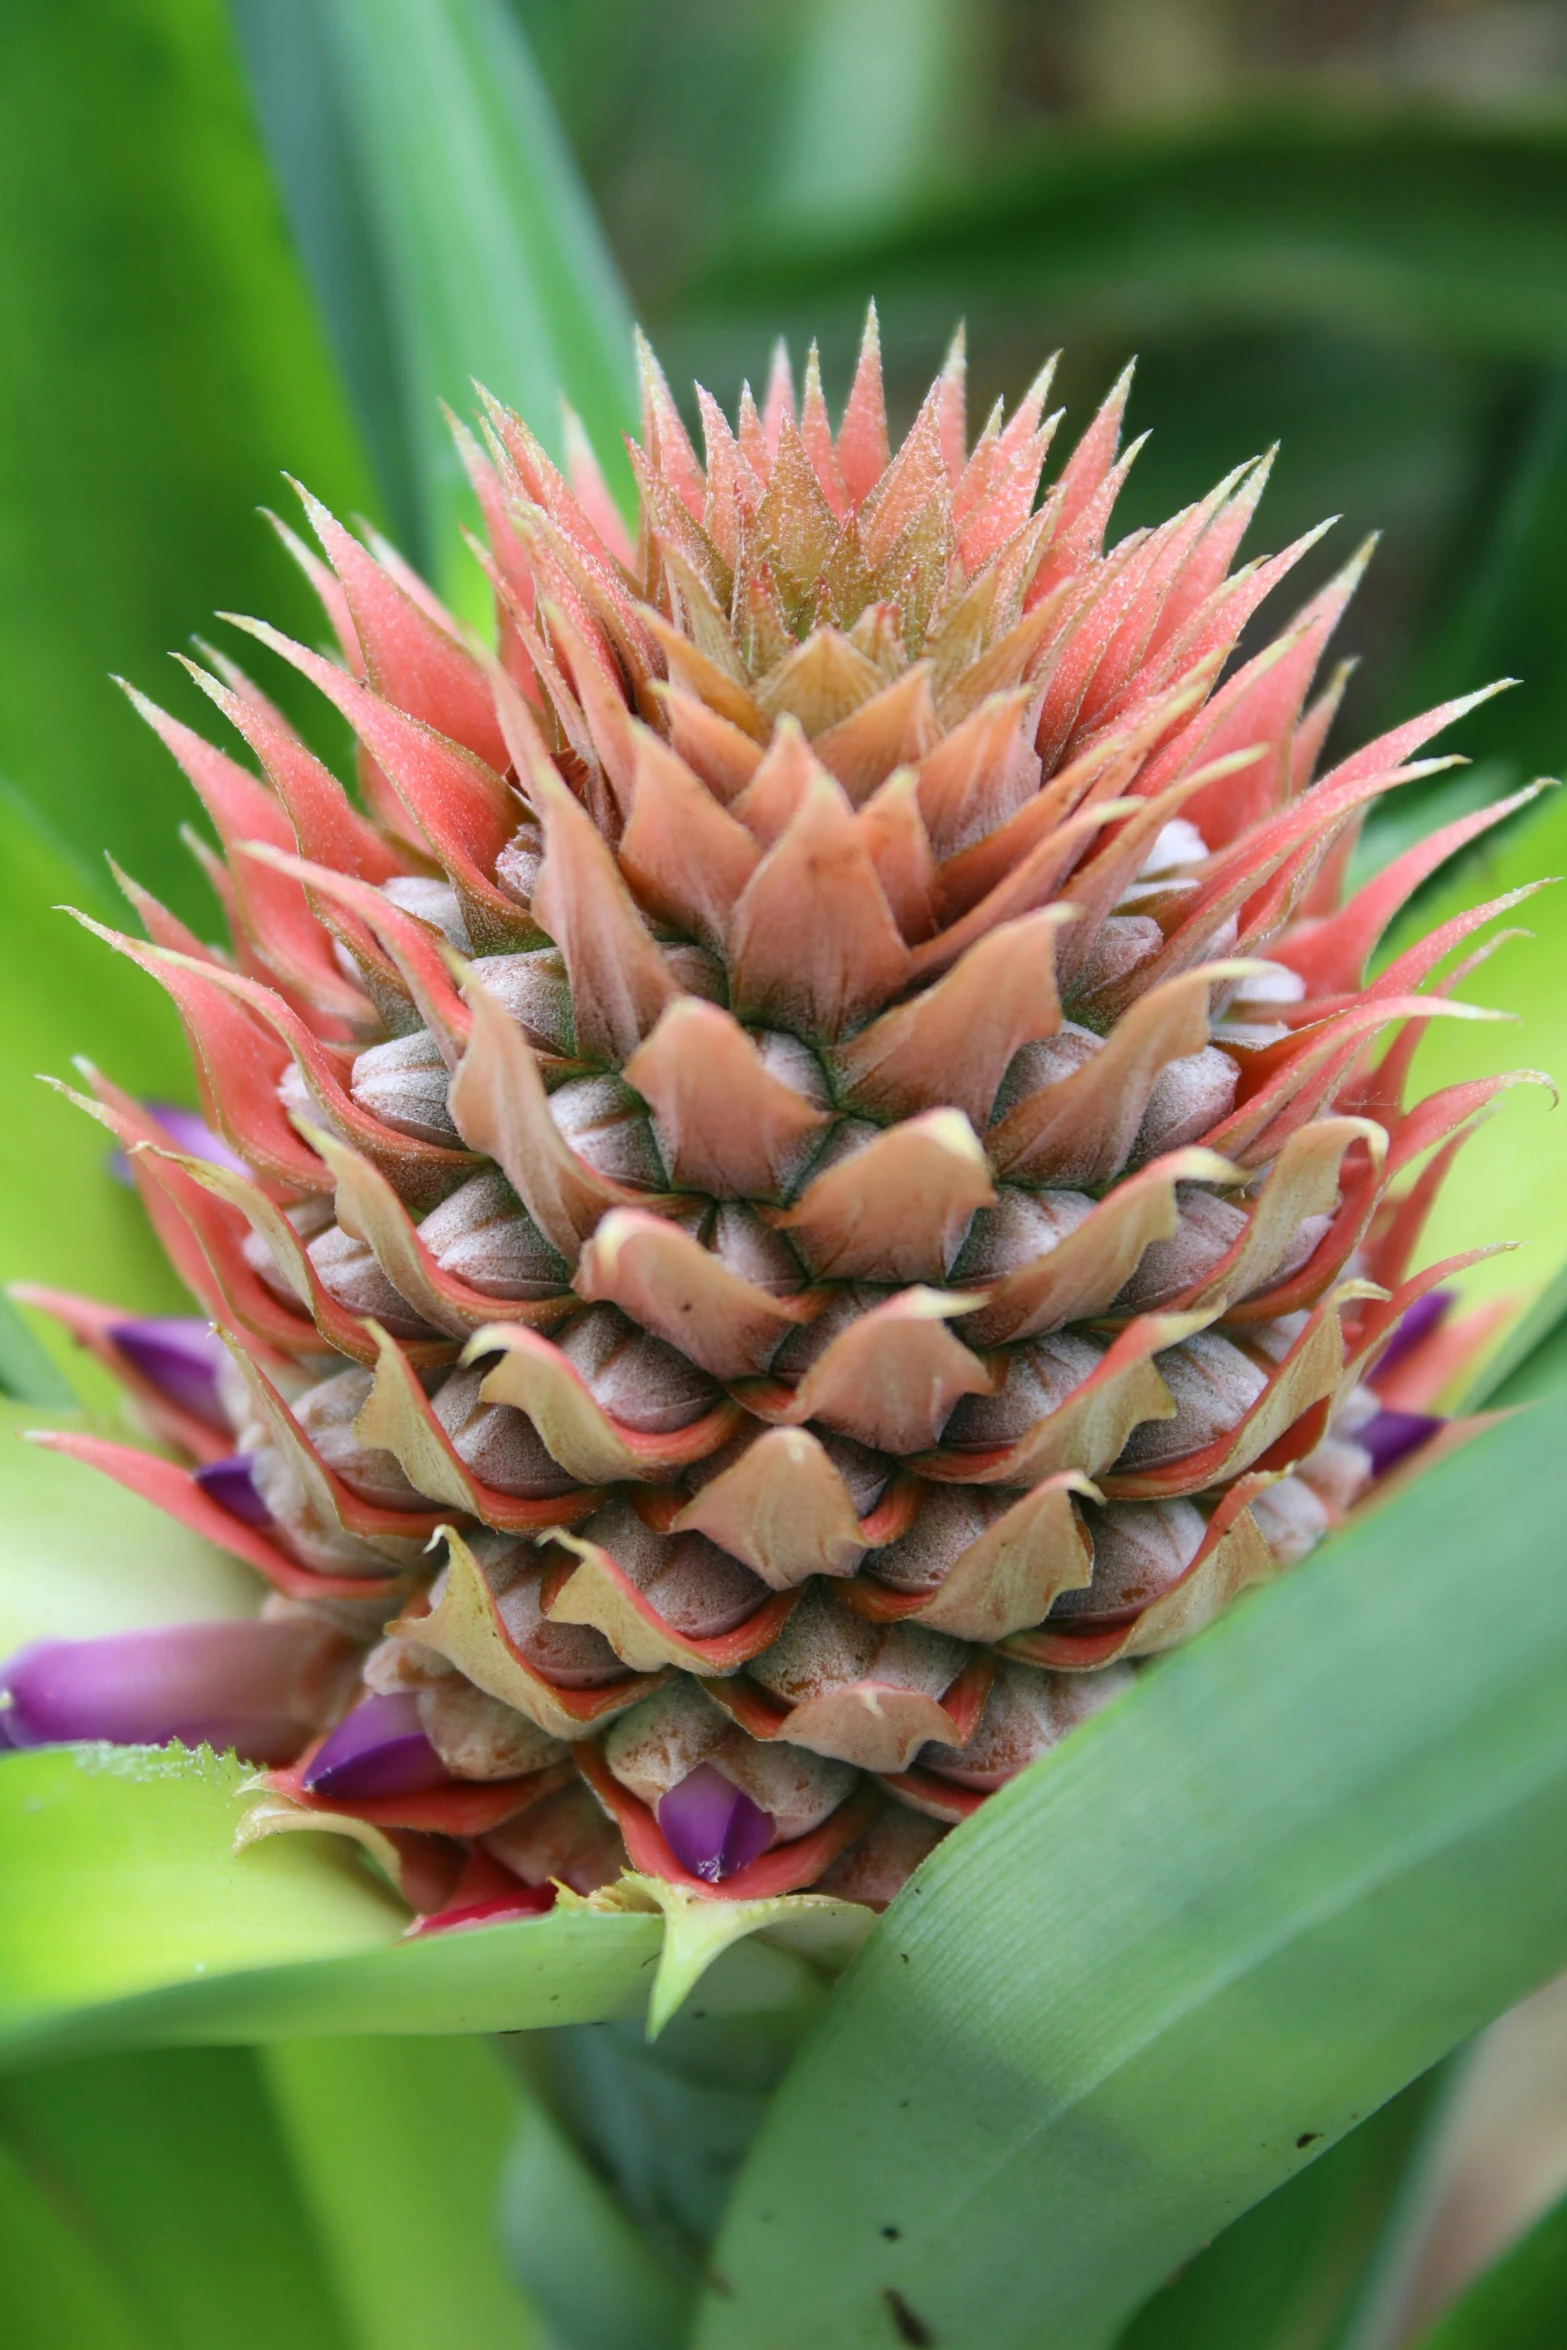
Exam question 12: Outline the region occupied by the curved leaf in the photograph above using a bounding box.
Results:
[0,1402,255,1650]
[566,1874,873,2041]
[1117,2075,1441,2350]
[1485,1304,1567,1410]
[1396,788,1567,1332]
[1464,1253,1567,1409]
[696,1389,1567,2350]
[0,1742,831,2064]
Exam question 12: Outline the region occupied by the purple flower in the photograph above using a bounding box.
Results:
[1360,1409,1445,1480]
[1375,1289,1455,1380]
[302,1693,452,1802]
[193,1453,272,1528]
[0,1620,339,1764]
[106,1317,229,1428]
[657,1763,775,1882]
[108,1103,249,1186]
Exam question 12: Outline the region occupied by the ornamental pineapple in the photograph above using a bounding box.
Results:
[3,312,1527,1919]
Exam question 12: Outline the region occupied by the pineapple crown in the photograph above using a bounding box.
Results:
[8,308,1531,1916]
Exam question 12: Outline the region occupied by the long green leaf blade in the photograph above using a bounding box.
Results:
[0,1744,816,2062]
[226,0,416,557]
[0,1744,403,2057]
[1117,2078,1441,2350]
[0,2046,356,2350]
[236,0,636,600]
[697,1391,1567,2350]
[0,2119,154,2350]
[264,2037,541,2350]
[0,0,373,921]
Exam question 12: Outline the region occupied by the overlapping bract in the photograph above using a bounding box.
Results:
[26,312,1528,1917]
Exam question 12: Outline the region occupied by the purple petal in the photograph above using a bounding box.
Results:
[1375,1289,1455,1380]
[303,1692,452,1801]
[1360,1408,1445,1480]
[0,1621,332,1763]
[107,1317,228,1428]
[108,1103,250,1187]
[657,1762,775,1883]
[193,1453,272,1529]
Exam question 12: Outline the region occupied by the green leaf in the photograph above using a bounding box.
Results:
[582,1873,872,2040]
[1396,364,1567,793]
[0,1743,818,2064]
[1485,1306,1567,1411]
[225,0,416,560]
[506,1997,837,2350]
[0,2045,355,2350]
[0,2117,154,2350]
[0,1744,403,2059]
[263,2036,541,2350]
[0,1296,77,1409]
[234,0,636,606]
[695,1389,1567,2350]
[1390,786,1567,1328]
[1410,2187,1567,2349]
[1,2037,553,2349]
[0,1401,256,1649]
[765,0,974,235]
[499,2079,697,2350]
[0,0,374,923]
[1117,2076,1441,2350]
[1463,1254,1567,1410]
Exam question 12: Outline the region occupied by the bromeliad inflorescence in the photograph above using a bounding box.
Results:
[0,311,1529,1926]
